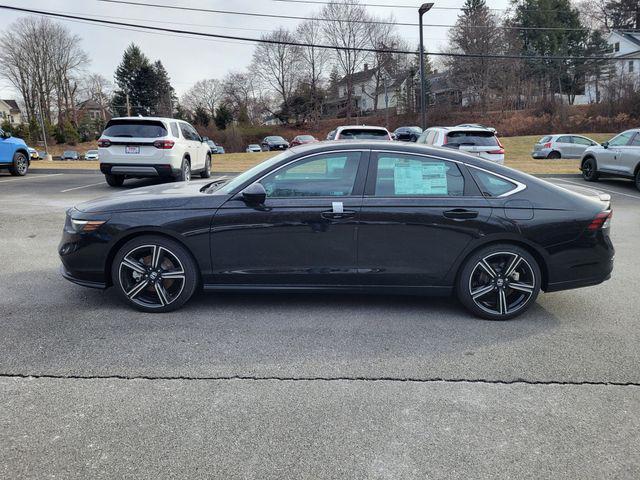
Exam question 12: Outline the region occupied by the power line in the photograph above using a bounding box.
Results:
[92,0,590,31]
[1,4,637,61]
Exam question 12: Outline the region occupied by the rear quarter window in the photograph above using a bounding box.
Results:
[170,122,179,137]
[539,136,552,143]
[469,168,518,197]
[103,120,167,138]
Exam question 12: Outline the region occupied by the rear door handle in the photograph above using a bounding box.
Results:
[443,208,479,220]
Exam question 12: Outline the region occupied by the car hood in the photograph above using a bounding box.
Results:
[75,179,223,213]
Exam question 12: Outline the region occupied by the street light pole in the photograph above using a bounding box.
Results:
[418,3,434,130]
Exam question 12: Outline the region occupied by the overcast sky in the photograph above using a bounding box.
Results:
[0,0,511,99]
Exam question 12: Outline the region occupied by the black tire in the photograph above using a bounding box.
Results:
[200,154,211,179]
[111,235,198,313]
[547,150,561,160]
[582,157,599,182]
[176,158,191,182]
[635,168,640,192]
[105,173,125,187]
[457,244,541,321]
[9,151,29,176]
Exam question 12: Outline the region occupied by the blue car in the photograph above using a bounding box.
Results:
[0,127,30,176]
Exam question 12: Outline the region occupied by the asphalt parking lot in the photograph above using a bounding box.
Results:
[1,172,639,479]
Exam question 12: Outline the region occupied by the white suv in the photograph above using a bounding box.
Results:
[327,125,392,141]
[98,117,212,187]
[416,125,505,164]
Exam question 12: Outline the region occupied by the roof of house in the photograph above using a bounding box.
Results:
[1,99,20,113]
[77,99,104,110]
[337,67,377,86]
[611,30,640,50]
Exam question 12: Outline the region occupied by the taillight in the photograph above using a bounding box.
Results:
[97,139,111,148]
[488,148,505,155]
[543,142,552,148]
[588,211,612,230]
[153,140,175,149]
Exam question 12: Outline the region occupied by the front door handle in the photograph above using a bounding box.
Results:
[443,208,479,220]
[321,210,356,220]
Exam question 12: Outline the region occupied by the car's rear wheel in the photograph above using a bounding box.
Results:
[635,168,640,192]
[457,244,541,320]
[547,151,561,159]
[582,157,599,182]
[9,152,29,176]
[111,236,198,313]
[200,154,211,178]
[176,158,191,182]
[105,173,124,187]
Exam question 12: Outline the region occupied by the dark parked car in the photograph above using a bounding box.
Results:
[290,135,318,147]
[394,126,423,142]
[61,150,79,161]
[261,136,289,151]
[59,142,614,320]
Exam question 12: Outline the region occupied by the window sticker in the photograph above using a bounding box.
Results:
[392,159,448,195]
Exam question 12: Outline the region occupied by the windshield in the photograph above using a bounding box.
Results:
[209,151,294,195]
[103,120,167,138]
[338,129,388,140]
[87,150,98,154]
[266,136,285,142]
[297,135,314,141]
[445,131,498,147]
[63,151,76,155]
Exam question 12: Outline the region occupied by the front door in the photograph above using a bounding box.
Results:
[0,130,12,164]
[357,152,492,286]
[617,132,640,175]
[600,131,634,172]
[210,150,368,285]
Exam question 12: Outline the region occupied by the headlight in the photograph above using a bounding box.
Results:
[70,219,106,233]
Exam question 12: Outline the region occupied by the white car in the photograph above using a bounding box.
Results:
[97,117,211,187]
[84,150,99,160]
[246,144,262,152]
[417,126,505,164]
[328,125,392,141]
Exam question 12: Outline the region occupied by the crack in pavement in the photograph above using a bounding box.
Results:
[1,373,639,387]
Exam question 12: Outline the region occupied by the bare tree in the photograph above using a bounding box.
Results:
[365,16,401,112]
[321,0,371,118]
[181,79,221,119]
[0,17,88,125]
[80,74,114,121]
[296,18,330,123]
[250,28,301,116]
[221,71,267,124]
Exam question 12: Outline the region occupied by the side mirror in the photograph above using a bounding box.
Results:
[241,183,267,205]
[602,141,609,149]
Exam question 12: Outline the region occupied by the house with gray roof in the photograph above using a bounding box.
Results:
[0,99,23,125]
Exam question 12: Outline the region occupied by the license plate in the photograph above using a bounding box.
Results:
[125,146,140,154]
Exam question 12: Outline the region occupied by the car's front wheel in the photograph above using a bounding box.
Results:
[105,173,124,187]
[200,154,211,178]
[582,157,599,182]
[10,151,29,176]
[457,244,541,320]
[111,235,198,313]
[635,169,640,192]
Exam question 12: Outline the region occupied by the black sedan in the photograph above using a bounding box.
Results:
[59,142,614,320]
[394,126,423,142]
[261,136,289,151]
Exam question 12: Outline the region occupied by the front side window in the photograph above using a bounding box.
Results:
[374,154,464,197]
[179,124,193,141]
[469,168,517,197]
[609,131,634,147]
[260,152,361,198]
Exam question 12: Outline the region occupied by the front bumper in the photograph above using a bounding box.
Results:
[60,265,107,289]
[100,163,178,177]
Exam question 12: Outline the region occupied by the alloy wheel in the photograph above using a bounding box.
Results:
[468,251,536,316]
[16,154,28,175]
[118,244,186,308]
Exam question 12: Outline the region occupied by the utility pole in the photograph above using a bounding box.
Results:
[37,97,48,156]
[126,91,131,117]
[419,3,434,130]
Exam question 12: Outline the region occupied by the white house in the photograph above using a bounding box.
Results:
[0,99,23,125]
[585,30,640,103]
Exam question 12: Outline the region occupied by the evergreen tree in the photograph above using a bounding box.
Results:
[214,105,233,130]
[193,106,210,127]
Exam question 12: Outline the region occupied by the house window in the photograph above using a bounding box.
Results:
[614,42,620,52]
[630,61,635,73]
[361,85,365,93]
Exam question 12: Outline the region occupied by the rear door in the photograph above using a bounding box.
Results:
[556,136,575,157]
[357,151,492,286]
[571,136,595,158]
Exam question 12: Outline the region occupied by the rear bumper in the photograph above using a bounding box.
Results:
[100,163,178,177]
[532,149,552,159]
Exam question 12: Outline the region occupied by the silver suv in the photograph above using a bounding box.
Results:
[581,129,640,190]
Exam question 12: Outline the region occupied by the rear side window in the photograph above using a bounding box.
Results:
[103,120,167,138]
[338,129,389,140]
[170,122,179,137]
[180,123,193,140]
[572,136,593,146]
[374,154,464,197]
[446,131,498,147]
[470,168,517,197]
[557,136,572,143]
